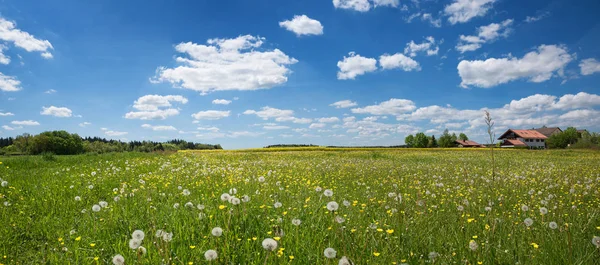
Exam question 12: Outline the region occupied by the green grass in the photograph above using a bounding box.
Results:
[0,149,599,264]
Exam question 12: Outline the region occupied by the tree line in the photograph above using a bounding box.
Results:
[0,131,222,155]
[404,130,469,148]
[547,127,599,149]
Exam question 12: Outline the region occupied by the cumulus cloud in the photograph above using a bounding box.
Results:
[212,99,232,105]
[456,19,513,53]
[421,13,442,28]
[0,112,14,116]
[580,58,600,76]
[0,73,21,92]
[318,117,340,123]
[337,52,378,80]
[458,45,573,88]
[191,110,230,120]
[41,106,73,118]
[309,123,327,129]
[330,100,358,108]
[0,17,54,58]
[404,36,439,57]
[104,130,128,137]
[125,95,187,120]
[263,125,290,130]
[243,106,294,120]
[11,120,39,126]
[2,125,21,130]
[279,15,324,36]
[141,124,177,131]
[379,53,420,71]
[444,0,497,24]
[228,131,264,138]
[79,122,91,127]
[525,12,550,23]
[44,89,57,94]
[333,0,398,11]
[151,35,297,93]
[351,98,417,115]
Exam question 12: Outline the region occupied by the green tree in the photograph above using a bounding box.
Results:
[459,133,469,141]
[428,135,438,148]
[414,133,429,148]
[438,129,456,148]
[404,134,415,147]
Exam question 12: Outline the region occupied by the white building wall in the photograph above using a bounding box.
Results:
[518,138,546,148]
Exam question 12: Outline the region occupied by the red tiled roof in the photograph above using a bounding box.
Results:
[503,139,527,146]
[499,129,548,139]
[455,140,483,146]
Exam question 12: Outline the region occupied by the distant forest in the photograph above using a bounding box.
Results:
[0,131,222,155]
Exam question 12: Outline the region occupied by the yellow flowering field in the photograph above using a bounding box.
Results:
[0,149,599,264]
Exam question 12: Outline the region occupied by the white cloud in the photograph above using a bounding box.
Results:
[198,126,220,132]
[553,92,600,110]
[404,36,439,57]
[379,53,421,71]
[456,19,513,53]
[458,45,573,88]
[444,0,496,25]
[333,0,372,12]
[372,0,399,7]
[212,99,232,105]
[351,98,417,115]
[132,95,188,111]
[2,125,21,130]
[525,12,550,23]
[318,117,340,123]
[191,110,230,120]
[79,122,91,127]
[141,124,177,131]
[263,125,290,130]
[151,35,297,93]
[228,131,264,138]
[0,17,53,58]
[309,123,327,129]
[196,132,226,139]
[44,89,57,94]
[12,120,39,126]
[279,15,324,36]
[125,109,180,120]
[243,107,294,120]
[125,95,187,120]
[580,58,600,76]
[0,73,21,92]
[0,45,10,65]
[41,106,72,118]
[421,13,442,28]
[337,52,378,80]
[289,117,313,124]
[0,112,14,116]
[105,130,128,137]
[330,100,358,108]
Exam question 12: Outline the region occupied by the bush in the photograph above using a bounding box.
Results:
[41,152,56,161]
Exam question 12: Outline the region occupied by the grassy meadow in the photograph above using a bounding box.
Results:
[0,149,599,264]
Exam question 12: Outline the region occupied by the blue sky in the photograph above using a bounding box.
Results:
[1,0,600,149]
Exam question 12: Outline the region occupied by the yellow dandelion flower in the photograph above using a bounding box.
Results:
[218,205,226,210]
[386,229,394,234]
[90,243,95,247]
[75,236,81,241]
[373,252,381,257]
[189,245,196,249]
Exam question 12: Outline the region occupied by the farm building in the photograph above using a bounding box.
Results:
[454,140,484,148]
[534,126,562,138]
[498,129,547,149]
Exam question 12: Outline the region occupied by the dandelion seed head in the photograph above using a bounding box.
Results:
[242,195,250,202]
[129,238,141,249]
[324,247,337,259]
[211,227,223,237]
[327,201,339,211]
[92,204,101,212]
[112,254,125,265]
[220,193,231,202]
[549,222,558,229]
[274,202,282,208]
[338,256,353,265]
[539,207,548,215]
[522,205,529,212]
[324,189,333,197]
[99,201,108,208]
[262,238,278,251]
[132,230,145,241]
[524,218,534,227]
[592,236,600,248]
[204,249,218,261]
[292,218,302,226]
[74,196,81,201]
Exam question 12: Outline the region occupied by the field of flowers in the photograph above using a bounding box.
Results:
[0,149,599,264]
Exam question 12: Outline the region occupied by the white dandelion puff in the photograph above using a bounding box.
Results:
[112,254,125,265]
[292,218,302,226]
[258,176,265,183]
[343,200,351,207]
[220,193,231,202]
[137,246,147,255]
[132,230,145,241]
[274,202,282,208]
[229,188,237,194]
[185,202,194,208]
[99,201,108,208]
[338,256,353,265]
[173,203,180,209]
[162,232,173,242]
[521,205,529,212]
[335,216,345,223]
[324,247,337,259]
[182,189,191,196]
[549,222,558,230]
[327,201,339,212]
[197,204,205,210]
[315,186,322,192]
[155,230,164,238]
[242,195,250,202]
[129,238,141,249]
[92,204,101,212]
[74,196,81,201]
[592,236,600,248]
[324,189,333,197]
[539,207,548,215]
[524,218,534,227]
[262,238,278,251]
[211,227,223,237]
[204,249,218,261]
[469,240,478,251]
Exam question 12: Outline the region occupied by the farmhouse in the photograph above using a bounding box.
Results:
[534,126,562,138]
[498,129,547,149]
[455,140,484,148]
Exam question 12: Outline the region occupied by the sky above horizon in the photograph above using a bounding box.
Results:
[1,0,600,149]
